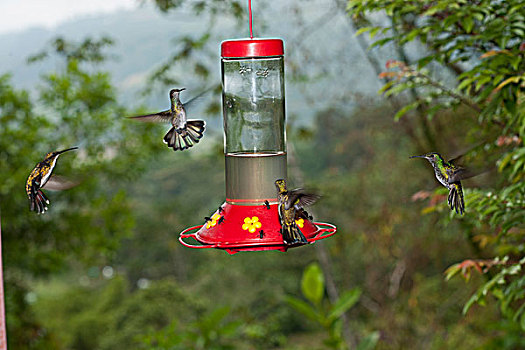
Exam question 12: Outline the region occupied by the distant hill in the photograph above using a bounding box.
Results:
[0,2,389,122]
[0,5,206,108]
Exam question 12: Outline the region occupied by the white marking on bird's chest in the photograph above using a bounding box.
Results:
[434,169,449,187]
[41,158,58,186]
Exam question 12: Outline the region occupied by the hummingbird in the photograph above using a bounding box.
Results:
[275,179,320,246]
[129,88,206,151]
[410,152,475,215]
[26,147,78,214]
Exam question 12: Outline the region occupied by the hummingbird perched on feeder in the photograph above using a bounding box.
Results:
[26,147,79,214]
[410,152,477,215]
[275,179,320,246]
[129,88,206,151]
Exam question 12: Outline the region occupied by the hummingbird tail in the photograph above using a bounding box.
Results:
[31,189,49,214]
[281,224,308,246]
[163,120,206,151]
[186,119,206,141]
[448,183,465,215]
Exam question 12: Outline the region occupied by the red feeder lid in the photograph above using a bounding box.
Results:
[221,38,284,58]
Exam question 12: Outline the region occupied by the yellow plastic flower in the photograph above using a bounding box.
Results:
[295,218,305,228]
[242,216,262,233]
[206,213,222,229]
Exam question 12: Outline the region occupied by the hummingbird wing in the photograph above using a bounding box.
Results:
[447,167,481,183]
[448,154,465,165]
[448,141,487,165]
[182,86,215,109]
[42,175,79,191]
[128,110,172,123]
[288,189,320,210]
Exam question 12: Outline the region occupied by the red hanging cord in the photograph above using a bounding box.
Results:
[248,0,253,39]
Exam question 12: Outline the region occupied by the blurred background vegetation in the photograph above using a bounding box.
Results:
[0,0,523,348]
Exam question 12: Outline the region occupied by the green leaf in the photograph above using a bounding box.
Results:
[301,263,325,305]
[495,76,521,91]
[403,28,420,43]
[220,320,242,336]
[356,331,380,350]
[498,153,513,172]
[355,27,373,36]
[394,102,419,121]
[285,296,321,323]
[463,292,483,315]
[327,288,362,321]
[423,2,448,16]
[369,27,382,39]
[417,56,434,69]
[463,17,474,33]
[444,264,461,281]
[504,97,517,115]
[457,78,473,91]
[369,37,394,49]
[384,82,411,97]
[199,306,230,331]
[378,80,396,95]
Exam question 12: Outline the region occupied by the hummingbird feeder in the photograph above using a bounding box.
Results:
[179,1,336,254]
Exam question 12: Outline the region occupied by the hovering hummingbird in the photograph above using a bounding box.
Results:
[410,152,476,215]
[26,147,78,214]
[275,179,320,246]
[129,88,206,151]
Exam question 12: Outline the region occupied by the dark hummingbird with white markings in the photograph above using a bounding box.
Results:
[26,147,78,214]
[275,179,320,246]
[129,88,206,151]
[410,152,476,215]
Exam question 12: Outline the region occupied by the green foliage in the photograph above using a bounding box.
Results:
[33,276,204,349]
[151,0,244,17]
[27,36,115,64]
[142,306,242,350]
[301,263,325,306]
[0,37,162,347]
[348,0,525,333]
[4,1,524,348]
[286,263,377,350]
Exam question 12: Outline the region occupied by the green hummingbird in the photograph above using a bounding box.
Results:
[26,147,78,214]
[275,179,320,246]
[410,152,475,215]
[129,88,206,151]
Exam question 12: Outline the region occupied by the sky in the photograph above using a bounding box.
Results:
[0,0,137,35]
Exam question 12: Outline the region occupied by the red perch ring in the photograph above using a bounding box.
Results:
[178,202,336,254]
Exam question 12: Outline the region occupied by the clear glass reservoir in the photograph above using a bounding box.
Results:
[221,39,287,205]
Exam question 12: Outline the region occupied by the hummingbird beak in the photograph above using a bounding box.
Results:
[409,155,426,159]
[56,147,79,155]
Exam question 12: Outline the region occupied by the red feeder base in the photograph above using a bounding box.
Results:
[179,201,337,254]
